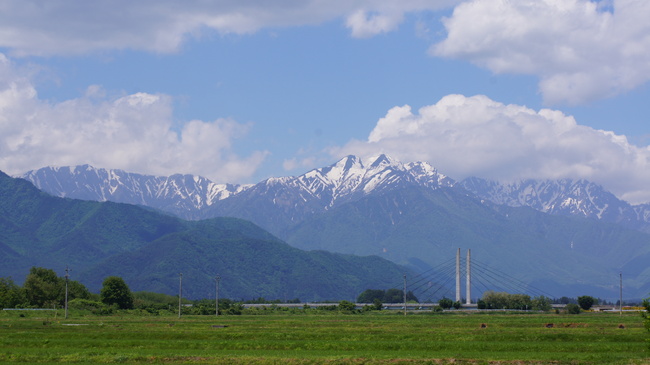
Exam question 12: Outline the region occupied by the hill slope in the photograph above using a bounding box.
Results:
[0,170,411,300]
[284,186,650,299]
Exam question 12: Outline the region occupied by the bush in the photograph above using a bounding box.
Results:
[100,276,134,310]
[438,297,453,309]
[0,277,25,308]
[68,298,114,315]
[372,298,383,311]
[481,291,532,310]
[566,303,581,314]
[338,300,356,312]
[577,296,595,311]
[642,298,649,338]
[452,301,462,309]
[357,289,384,303]
[531,296,552,311]
[223,302,244,315]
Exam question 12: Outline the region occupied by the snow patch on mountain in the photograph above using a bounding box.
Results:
[459,177,650,230]
[18,155,650,232]
[20,165,250,219]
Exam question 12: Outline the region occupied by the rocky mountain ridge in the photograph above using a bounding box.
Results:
[20,155,650,232]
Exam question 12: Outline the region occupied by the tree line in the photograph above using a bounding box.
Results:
[0,267,135,310]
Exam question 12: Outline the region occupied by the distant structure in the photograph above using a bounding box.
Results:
[455,248,471,304]
[455,248,461,302]
[466,249,471,305]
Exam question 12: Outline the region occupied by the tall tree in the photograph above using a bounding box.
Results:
[357,289,384,303]
[577,296,596,311]
[100,276,134,309]
[0,277,25,308]
[23,267,64,307]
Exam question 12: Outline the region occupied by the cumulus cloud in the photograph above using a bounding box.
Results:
[0,0,457,56]
[283,156,319,172]
[345,9,405,38]
[432,0,650,105]
[332,94,650,204]
[0,54,267,182]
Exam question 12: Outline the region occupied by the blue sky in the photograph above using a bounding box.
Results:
[1,0,650,203]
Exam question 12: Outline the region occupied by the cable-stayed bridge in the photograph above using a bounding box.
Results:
[385,248,556,304]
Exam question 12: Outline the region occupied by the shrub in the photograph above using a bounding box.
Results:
[481,291,532,310]
[531,296,552,311]
[0,277,25,308]
[338,300,356,312]
[641,298,649,340]
[373,298,383,311]
[100,276,134,310]
[577,296,596,311]
[68,298,114,315]
[438,297,453,309]
[566,303,581,314]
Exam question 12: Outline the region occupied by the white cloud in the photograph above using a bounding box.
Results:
[0,0,457,56]
[345,10,404,38]
[0,54,267,182]
[283,156,318,172]
[332,94,650,204]
[432,0,650,105]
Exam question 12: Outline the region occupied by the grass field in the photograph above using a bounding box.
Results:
[0,310,648,364]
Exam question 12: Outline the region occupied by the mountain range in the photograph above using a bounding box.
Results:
[17,155,650,299]
[21,155,650,234]
[0,170,413,301]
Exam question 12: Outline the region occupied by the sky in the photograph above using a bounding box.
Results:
[1,0,650,203]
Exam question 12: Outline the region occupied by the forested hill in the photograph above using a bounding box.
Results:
[0,171,410,301]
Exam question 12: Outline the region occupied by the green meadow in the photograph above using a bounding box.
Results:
[0,310,648,364]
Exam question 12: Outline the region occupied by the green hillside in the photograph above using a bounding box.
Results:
[285,186,650,299]
[0,171,411,300]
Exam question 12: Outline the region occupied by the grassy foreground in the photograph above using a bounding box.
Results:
[0,310,648,364]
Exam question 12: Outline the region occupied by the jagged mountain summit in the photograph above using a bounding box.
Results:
[21,164,248,219]
[200,155,455,235]
[227,154,452,210]
[459,177,650,232]
[19,155,650,233]
[20,155,454,222]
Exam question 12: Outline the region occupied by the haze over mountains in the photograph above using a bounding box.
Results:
[19,155,650,299]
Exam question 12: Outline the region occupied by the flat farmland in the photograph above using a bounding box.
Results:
[0,311,648,364]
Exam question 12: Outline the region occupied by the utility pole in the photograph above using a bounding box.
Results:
[64,266,70,319]
[178,273,183,318]
[215,274,221,317]
[403,274,407,316]
[619,272,623,316]
[455,248,461,303]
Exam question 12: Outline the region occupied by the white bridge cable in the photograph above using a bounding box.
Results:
[385,257,456,289]
[384,253,557,303]
[414,262,455,288]
[470,259,555,298]
[408,259,458,301]
[384,258,457,301]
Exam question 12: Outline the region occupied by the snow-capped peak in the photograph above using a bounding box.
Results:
[282,154,453,208]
